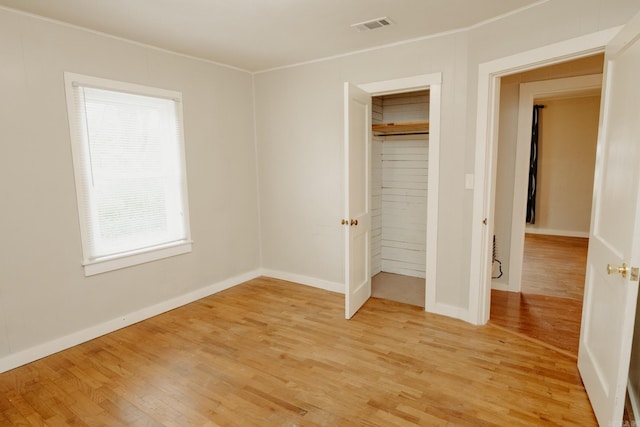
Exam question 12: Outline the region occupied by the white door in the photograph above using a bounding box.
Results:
[344,82,371,319]
[578,13,640,425]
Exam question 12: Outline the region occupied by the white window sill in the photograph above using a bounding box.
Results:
[83,241,193,276]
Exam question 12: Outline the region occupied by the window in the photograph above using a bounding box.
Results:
[64,73,192,276]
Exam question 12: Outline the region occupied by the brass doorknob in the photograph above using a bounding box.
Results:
[350,219,358,226]
[341,219,348,225]
[607,263,628,278]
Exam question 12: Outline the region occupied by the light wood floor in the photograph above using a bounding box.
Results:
[521,234,588,300]
[0,277,596,426]
[490,234,588,357]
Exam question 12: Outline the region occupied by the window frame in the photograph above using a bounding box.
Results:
[64,72,192,276]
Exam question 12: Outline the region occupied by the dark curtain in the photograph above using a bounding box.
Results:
[526,105,544,224]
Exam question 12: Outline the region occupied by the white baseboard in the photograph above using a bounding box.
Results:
[2,267,473,374]
[0,269,261,374]
[258,268,344,294]
[491,280,514,292]
[426,300,469,323]
[524,228,589,238]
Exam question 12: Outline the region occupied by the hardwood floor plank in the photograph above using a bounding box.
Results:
[521,233,588,300]
[0,277,596,425]
[490,234,586,357]
[489,290,583,355]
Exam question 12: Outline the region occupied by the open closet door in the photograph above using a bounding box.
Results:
[578,12,640,425]
[344,82,371,319]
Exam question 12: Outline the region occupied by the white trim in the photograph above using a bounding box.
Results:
[0,270,261,374]
[258,269,344,294]
[425,82,441,316]
[468,28,619,326]
[65,72,183,100]
[491,280,512,292]
[476,28,619,78]
[343,82,353,313]
[507,74,602,291]
[358,73,442,96]
[0,6,251,74]
[464,1,550,31]
[64,72,193,276]
[252,32,461,75]
[253,1,550,74]
[355,74,442,318]
[84,241,193,276]
[429,302,470,323]
[524,228,590,238]
[469,62,501,326]
[0,1,550,75]
[251,75,264,267]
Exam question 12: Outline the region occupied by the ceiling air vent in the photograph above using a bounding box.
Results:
[351,17,393,32]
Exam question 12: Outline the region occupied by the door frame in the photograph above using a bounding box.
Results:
[355,72,442,313]
[468,27,621,325]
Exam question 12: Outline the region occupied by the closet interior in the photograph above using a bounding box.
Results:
[370,90,429,307]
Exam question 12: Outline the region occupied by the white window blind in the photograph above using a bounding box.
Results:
[64,73,192,276]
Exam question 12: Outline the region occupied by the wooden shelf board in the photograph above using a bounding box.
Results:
[372,121,429,136]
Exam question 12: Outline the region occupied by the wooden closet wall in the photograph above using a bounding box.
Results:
[371,91,429,279]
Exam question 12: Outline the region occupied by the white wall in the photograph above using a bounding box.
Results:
[254,32,467,303]
[0,8,260,367]
[254,0,639,316]
[2,0,639,371]
[371,139,383,276]
[526,95,599,235]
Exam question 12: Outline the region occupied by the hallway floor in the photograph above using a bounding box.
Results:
[489,233,588,357]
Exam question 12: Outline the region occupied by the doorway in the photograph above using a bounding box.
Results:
[345,73,441,318]
[488,56,603,354]
[468,27,617,325]
[469,22,640,424]
[370,90,429,308]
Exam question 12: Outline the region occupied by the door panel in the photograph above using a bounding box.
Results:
[344,83,371,319]
[578,12,640,425]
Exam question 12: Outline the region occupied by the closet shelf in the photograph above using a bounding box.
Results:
[372,121,429,136]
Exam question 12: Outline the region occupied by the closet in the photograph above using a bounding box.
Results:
[370,90,429,306]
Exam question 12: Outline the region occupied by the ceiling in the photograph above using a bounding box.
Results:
[0,0,544,72]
